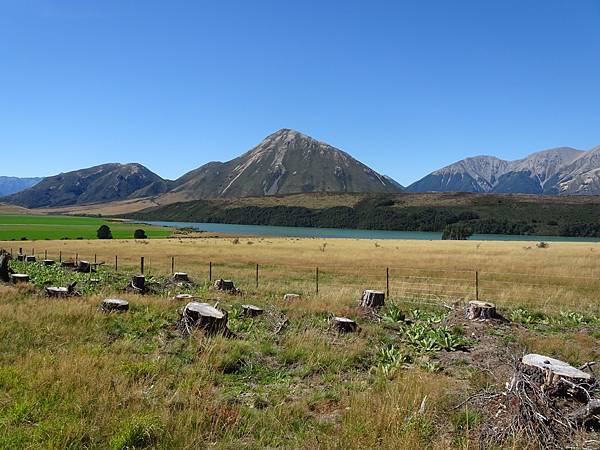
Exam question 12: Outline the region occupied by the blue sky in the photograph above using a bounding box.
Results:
[1,0,600,185]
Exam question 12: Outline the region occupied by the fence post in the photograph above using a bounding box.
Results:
[115,255,118,272]
[386,267,390,298]
[475,271,479,301]
[59,251,62,263]
[316,267,319,294]
[171,256,175,274]
[44,250,47,260]
[140,257,144,275]
[75,253,78,264]
[209,261,212,281]
[94,254,97,264]
[256,263,259,288]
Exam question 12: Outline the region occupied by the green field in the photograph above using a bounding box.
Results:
[0,214,172,241]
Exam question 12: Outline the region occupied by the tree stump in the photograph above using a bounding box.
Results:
[214,279,236,292]
[45,282,79,298]
[100,299,129,313]
[10,274,29,284]
[330,316,358,333]
[131,275,145,292]
[171,272,190,283]
[242,304,264,317]
[359,290,385,309]
[182,302,228,335]
[521,354,593,384]
[61,261,76,269]
[465,301,502,321]
[76,260,91,273]
[43,259,55,266]
[0,251,12,282]
[567,399,600,425]
[25,255,36,263]
[17,254,26,262]
[173,293,199,300]
[283,293,300,301]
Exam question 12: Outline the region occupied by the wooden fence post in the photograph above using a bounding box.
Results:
[115,255,118,272]
[386,267,390,298]
[171,256,175,274]
[316,267,319,294]
[209,261,212,281]
[475,271,479,301]
[140,257,144,275]
[256,263,259,288]
[59,251,62,263]
[44,250,47,259]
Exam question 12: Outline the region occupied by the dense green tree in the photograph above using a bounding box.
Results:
[442,223,473,240]
[97,225,113,239]
[134,229,147,239]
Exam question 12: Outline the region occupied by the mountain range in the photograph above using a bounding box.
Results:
[407,145,600,195]
[3,130,600,210]
[1,129,401,209]
[0,177,42,197]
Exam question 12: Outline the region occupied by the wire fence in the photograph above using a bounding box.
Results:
[9,245,600,311]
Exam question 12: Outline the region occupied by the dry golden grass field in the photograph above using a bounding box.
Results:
[1,237,600,448]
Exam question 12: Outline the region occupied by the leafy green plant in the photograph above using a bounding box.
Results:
[380,304,406,324]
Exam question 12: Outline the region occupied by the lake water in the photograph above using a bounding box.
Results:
[139,220,600,242]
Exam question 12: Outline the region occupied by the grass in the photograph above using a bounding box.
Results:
[0,236,599,448]
[0,214,172,240]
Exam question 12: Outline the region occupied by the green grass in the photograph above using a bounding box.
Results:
[0,214,172,240]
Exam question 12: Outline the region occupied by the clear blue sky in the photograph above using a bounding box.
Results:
[1,0,600,185]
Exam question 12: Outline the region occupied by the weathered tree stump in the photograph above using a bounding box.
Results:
[45,282,79,298]
[25,255,36,263]
[43,259,55,266]
[330,316,358,333]
[283,293,300,301]
[521,353,593,387]
[465,301,502,321]
[100,298,129,313]
[61,261,76,269]
[131,275,145,292]
[214,279,236,292]
[171,272,190,283]
[0,251,12,282]
[182,302,228,335]
[242,304,263,317]
[359,290,385,309]
[10,273,29,284]
[76,260,91,273]
[17,254,26,262]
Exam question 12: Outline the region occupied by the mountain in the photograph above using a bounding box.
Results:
[0,177,43,196]
[166,129,401,201]
[2,163,170,208]
[407,146,597,195]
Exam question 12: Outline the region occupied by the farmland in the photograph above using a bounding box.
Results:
[0,214,172,241]
[1,236,599,448]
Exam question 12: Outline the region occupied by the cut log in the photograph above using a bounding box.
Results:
[25,255,36,263]
[0,251,12,282]
[465,301,502,321]
[567,399,600,425]
[10,273,29,284]
[76,260,91,273]
[521,354,593,385]
[242,304,263,317]
[182,302,228,335]
[331,316,358,333]
[100,298,129,313]
[171,272,190,283]
[131,275,145,292]
[42,259,55,266]
[359,290,385,309]
[283,293,300,301]
[214,279,236,292]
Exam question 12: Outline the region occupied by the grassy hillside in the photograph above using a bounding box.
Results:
[128,192,600,237]
[0,214,172,240]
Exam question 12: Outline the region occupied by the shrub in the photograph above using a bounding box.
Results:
[97,225,113,240]
[442,223,473,240]
[134,229,147,239]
